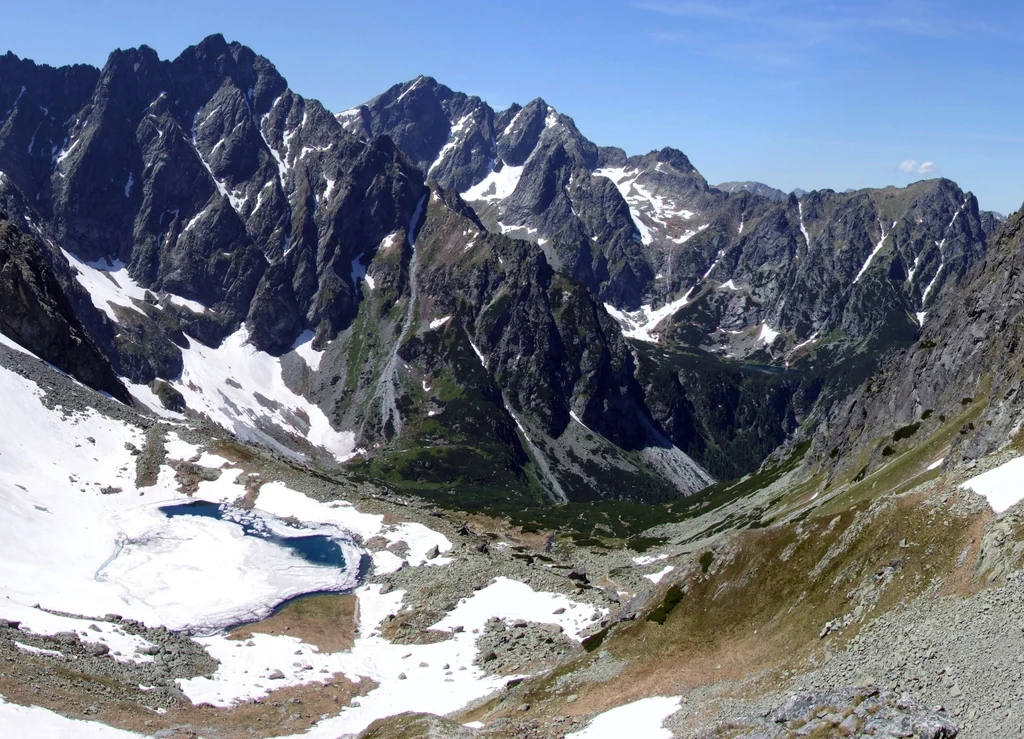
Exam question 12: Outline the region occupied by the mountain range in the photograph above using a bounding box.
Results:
[4,33,1024,739]
[0,36,1002,510]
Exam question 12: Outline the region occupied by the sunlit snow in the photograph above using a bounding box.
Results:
[961,456,1024,513]
[62,250,150,321]
[291,330,324,371]
[604,289,694,343]
[172,328,357,461]
[759,323,780,346]
[566,695,681,739]
[644,566,674,584]
[462,164,524,202]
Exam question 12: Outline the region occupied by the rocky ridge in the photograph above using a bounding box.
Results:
[0,39,713,502]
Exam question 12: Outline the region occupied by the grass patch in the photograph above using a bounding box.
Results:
[699,551,715,573]
[892,422,921,442]
[646,584,685,624]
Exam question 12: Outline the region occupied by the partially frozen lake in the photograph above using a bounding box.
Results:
[160,500,359,570]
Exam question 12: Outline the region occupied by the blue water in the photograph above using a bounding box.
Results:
[159,501,349,569]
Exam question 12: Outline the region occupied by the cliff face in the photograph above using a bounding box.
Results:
[0,217,129,403]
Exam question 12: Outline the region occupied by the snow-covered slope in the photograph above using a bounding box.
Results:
[0,334,613,736]
[0,358,364,632]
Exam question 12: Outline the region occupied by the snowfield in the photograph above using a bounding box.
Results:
[183,577,605,735]
[0,365,365,634]
[0,338,609,736]
[566,695,681,738]
[56,246,355,462]
[173,327,359,462]
[961,456,1024,513]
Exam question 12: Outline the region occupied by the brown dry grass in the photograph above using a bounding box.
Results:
[228,594,359,653]
[476,489,990,728]
[0,670,375,739]
[462,512,553,551]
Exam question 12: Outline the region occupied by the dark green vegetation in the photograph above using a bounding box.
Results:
[646,584,685,624]
[892,422,921,442]
[636,342,819,482]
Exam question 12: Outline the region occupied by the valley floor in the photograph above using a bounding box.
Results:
[3,330,1024,738]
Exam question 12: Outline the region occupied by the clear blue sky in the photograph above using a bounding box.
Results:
[6,1,1024,214]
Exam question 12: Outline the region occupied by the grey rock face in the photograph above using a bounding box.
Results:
[716,180,790,202]
[0,217,130,402]
[312,183,712,501]
[338,75,496,194]
[812,205,1024,479]
[0,35,424,363]
[700,687,957,738]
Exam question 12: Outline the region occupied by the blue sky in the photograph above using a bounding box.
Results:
[5,0,1024,213]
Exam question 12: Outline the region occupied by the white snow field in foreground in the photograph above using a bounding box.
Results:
[961,456,1024,513]
[0,348,609,735]
[182,577,606,737]
[0,362,389,634]
[566,695,682,738]
[0,696,145,738]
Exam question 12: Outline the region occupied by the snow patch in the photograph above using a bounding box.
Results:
[167,294,207,313]
[759,323,780,346]
[798,201,811,250]
[462,165,524,202]
[395,76,424,103]
[789,332,819,353]
[603,289,694,343]
[961,457,1024,513]
[428,113,473,175]
[291,330,324,371]
[429,316,451,330]
[62,250,150,322]
[670,224,709,244]
[633,553,668,566]
[469,340,488,368]
[172,328,357,461]
[854,220,891,284]
[569,410,591,431]
[566,695,681,739]
[644,566,674,584]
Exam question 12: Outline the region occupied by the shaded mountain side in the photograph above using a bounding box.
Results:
[636,345,822,481]
[804,207,1024,487]
[0,217,130,403]
[304,184,713,505]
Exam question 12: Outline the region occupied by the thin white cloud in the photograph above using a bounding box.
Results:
[917,161,938,174]
[898,159,918,173]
